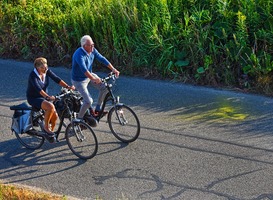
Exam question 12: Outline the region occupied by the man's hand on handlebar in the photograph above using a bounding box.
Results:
[92,76,102,84]
[112,68,120,78]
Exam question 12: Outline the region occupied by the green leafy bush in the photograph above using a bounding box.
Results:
[0,0,272,94]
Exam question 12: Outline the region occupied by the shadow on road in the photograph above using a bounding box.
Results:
[0,137,85,182]
[2,60,273,199]
[0,134,129,185]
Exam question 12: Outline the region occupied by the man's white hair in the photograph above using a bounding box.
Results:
[80,35,93,47]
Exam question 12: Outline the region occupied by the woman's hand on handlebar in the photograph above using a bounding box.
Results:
[46,95,56,101]
[67,85,75,90]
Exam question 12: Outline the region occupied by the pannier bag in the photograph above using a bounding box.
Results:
[11,109,32,134]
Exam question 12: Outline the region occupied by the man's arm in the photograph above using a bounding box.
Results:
[107,63,120,77]
[84,71,101,84]
[93,49,120,77]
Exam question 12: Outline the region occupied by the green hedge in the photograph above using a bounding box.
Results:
[0,0,273,94]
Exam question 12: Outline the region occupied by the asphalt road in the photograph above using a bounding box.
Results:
[1,59,273,200]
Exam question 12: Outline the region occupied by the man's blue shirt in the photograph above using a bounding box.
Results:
[71,47,110,81]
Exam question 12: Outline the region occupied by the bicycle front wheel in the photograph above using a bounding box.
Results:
[65,120,98,160]
[108,105,140,143]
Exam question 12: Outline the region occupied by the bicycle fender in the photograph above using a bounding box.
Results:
[115,103,124,109]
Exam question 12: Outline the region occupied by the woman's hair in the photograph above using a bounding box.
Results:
[80,35,93,47]
[34,57,47,68]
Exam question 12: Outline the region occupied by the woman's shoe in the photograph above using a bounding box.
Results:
[43,128,55,137]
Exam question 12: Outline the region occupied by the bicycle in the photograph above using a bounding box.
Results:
[10,88,98,160]
[92,72,141,143]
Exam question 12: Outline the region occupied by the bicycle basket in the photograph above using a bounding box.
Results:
[54,91,82,118]
[11,110,32,134]
[71,91,82,113]
[55,99,71,118]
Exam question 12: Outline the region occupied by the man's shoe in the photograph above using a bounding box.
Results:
[84,115,98,127]
[90,109,99,117]
[95,110,108,117]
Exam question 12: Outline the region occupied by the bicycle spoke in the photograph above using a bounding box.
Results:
[108,105,140,143]
[65,121,98,159]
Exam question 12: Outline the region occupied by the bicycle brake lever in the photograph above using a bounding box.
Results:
[54,96,60,101]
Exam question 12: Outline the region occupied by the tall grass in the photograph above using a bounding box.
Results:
[0,183,66,200]
[0,0,272,94]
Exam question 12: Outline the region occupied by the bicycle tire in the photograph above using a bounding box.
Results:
[108,105,140,143]
[65,120,98,160]
[14,118,45,150]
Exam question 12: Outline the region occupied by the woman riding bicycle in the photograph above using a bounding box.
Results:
[26,57,74,136]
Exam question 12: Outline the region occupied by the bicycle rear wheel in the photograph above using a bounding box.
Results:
[108,105,140,143]
[65,120,98,160]
[14,120,45,150]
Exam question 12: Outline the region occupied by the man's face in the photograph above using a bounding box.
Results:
[83,39,95,54]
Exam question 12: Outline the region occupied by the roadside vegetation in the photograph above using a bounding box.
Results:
[0,0,272,95]
[0,183,66,200]
[0,183,122,199]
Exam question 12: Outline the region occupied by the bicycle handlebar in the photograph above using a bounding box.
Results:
[101,72,116,83]
[54,88,73,101]
[54,72,116,101]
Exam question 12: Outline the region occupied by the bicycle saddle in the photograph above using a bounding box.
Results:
[10,102,32,110]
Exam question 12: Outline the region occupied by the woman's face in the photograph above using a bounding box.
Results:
[38,64,48,74]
